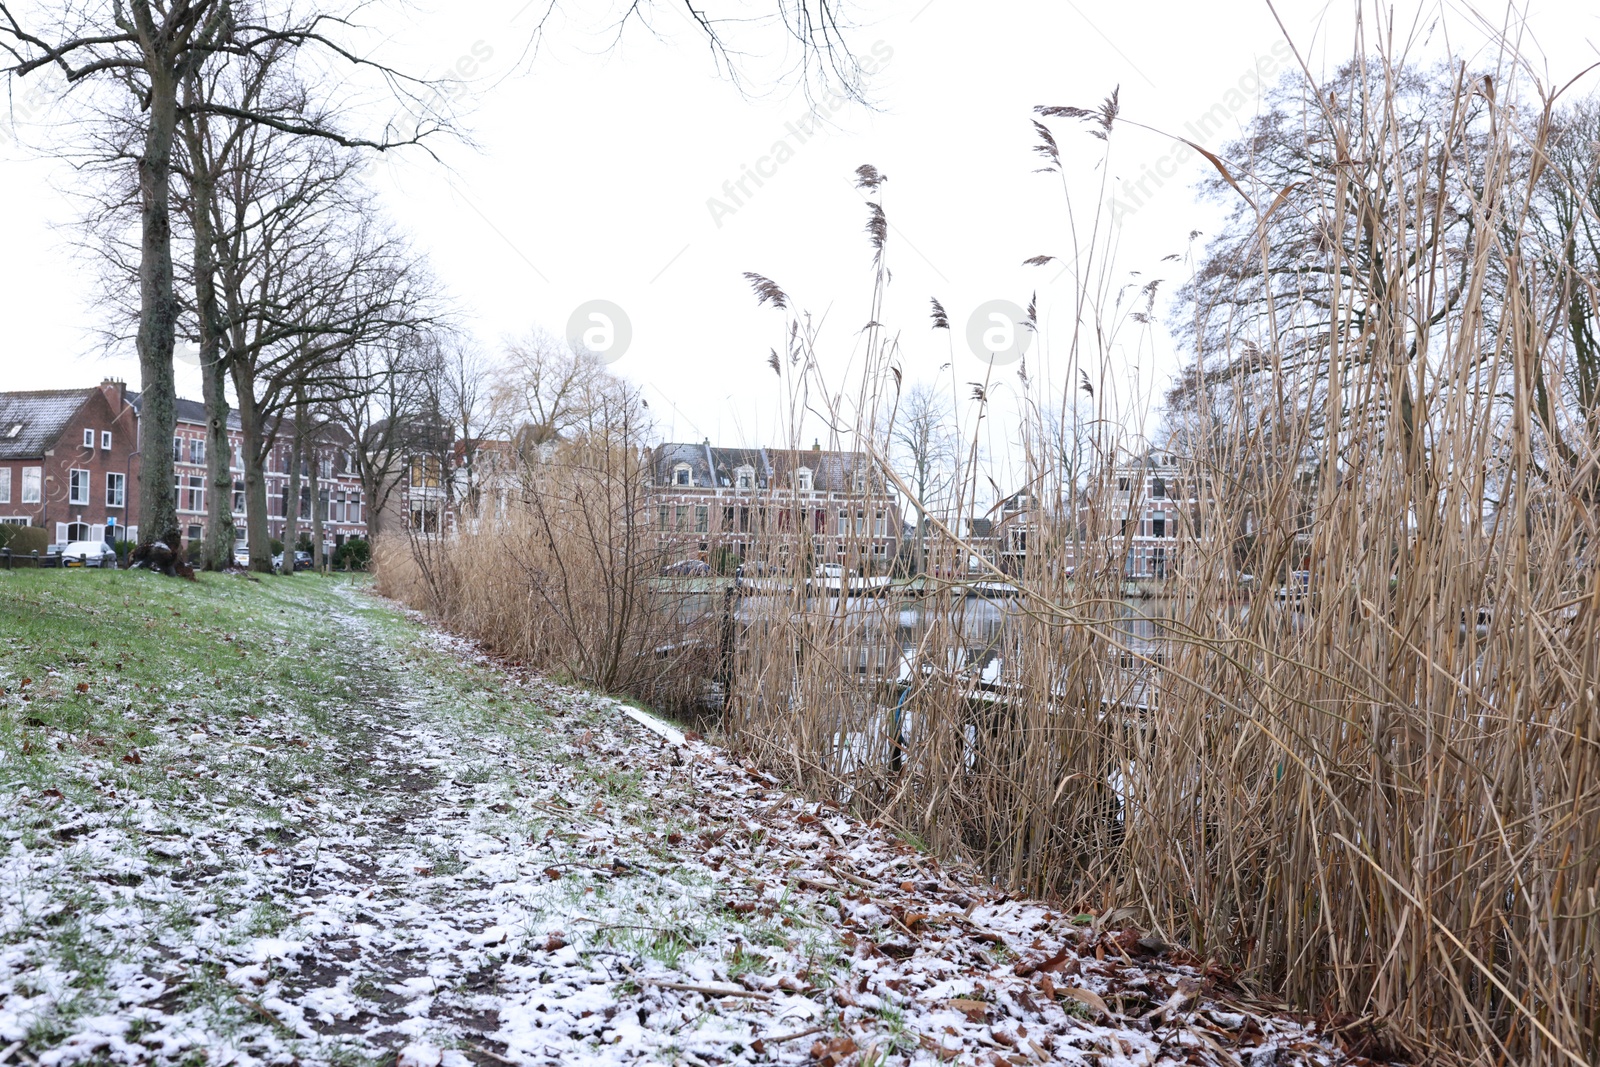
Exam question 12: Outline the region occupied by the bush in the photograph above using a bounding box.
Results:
[269,538,284,556]
[333,537,371,571]
[2,526,50,556]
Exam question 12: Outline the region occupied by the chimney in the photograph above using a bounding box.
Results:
[811,438,821,451]
[100,377,126,410]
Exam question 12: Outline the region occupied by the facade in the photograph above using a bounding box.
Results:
[993,449,1200,579]
[0,380,140,544]
[646,440,902,571]
[0,379,370,552]
[1103,449,1199,578]
[154,397,368,548]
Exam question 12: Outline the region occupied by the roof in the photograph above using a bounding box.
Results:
[765,447,876,492]
[129,391,243,432]
[0,388,94,460]
[652,442,881,493]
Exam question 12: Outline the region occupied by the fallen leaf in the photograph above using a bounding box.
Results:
[808,1036,857,1065]
[947,998,991,1022]
[1062,987,1114,1018]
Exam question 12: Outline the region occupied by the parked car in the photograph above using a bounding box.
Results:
[62,540,117,568]
[272,550,314,571]
[662,558,710,576]
[233,540,251,567]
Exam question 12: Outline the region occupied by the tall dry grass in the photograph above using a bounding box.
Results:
[384,19,1599,1065]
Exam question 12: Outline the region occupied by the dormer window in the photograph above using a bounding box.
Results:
[673,463,691,487]
[736,465,755,490]
[796,467,813,492]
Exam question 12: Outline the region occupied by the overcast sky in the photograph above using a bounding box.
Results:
[2,0,1596,495]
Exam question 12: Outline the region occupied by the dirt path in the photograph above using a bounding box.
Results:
[1,577,1356,1066]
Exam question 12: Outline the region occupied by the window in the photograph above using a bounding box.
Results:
[736,465,754,490]
[874,510,887,536]
[348,491,362,525]
[722,505,734,530]
[796,467,812,491]
[66,521,92,542]
[83,429,94,448]
[673,464,691,487]
[69,468,90,505]
[230,442,242,471]
[1152,514,1166,538]
[101,431,112,450]
[410,456,441,488]
[658,506,669,528]
[186,476,205,513]
[1152,477,1166,498]
[187,524,202,543]
[189,438,205,465]
[836,511,848,535]
[172,436,182,463]
[738,506,750,533]
[1117,476,1130,492]
[0,468,8,504]
[675,505,689,530]
[106,473,125,508]
[855,509,866,535]
[694,506,708,533]
[233,480,245,514]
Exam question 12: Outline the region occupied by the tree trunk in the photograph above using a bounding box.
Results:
[283,408,304,575]
[136,67,181,551]
[234,374,273,573]
[309,439,324,571]
[189,127,234,572]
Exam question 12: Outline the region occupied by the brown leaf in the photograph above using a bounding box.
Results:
[1014,944,1070,977]
[808,1035,858,1066]
[1061,987,1114,1018]
[544,933,567,951]
[947,998,991,1022]
[121,750,142,765]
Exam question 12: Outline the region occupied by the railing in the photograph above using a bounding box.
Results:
[0,548,120,570]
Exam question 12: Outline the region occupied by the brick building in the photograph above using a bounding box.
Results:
[646,440,902,572]
[147,396,368,548]
[0,379,368,552]
[0,379,140,543]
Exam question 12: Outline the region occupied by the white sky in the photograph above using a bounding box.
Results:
[2,1,1597,499]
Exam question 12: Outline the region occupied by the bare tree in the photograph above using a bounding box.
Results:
[491,330,623,450]
[886,382,958,575]
[1,0,446,559]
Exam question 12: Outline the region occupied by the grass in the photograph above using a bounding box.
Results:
[0,568,588,1057]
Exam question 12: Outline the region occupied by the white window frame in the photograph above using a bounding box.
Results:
[82,429,94,448]
[796,467,812,491]
[101,430,112,450]
[673,463,691,487]
[69,468,90,506]
[736,465,755,490]
[105,472,126,508]
[21,467,41,504]
[0,467,9,504]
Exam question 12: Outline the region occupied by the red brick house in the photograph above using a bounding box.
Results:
[0,379,140,544]
[646,440,903,572]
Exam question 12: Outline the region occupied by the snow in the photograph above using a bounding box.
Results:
[0,580,1360,1065]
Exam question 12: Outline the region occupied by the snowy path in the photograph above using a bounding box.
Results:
[1,578,1355,1066]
